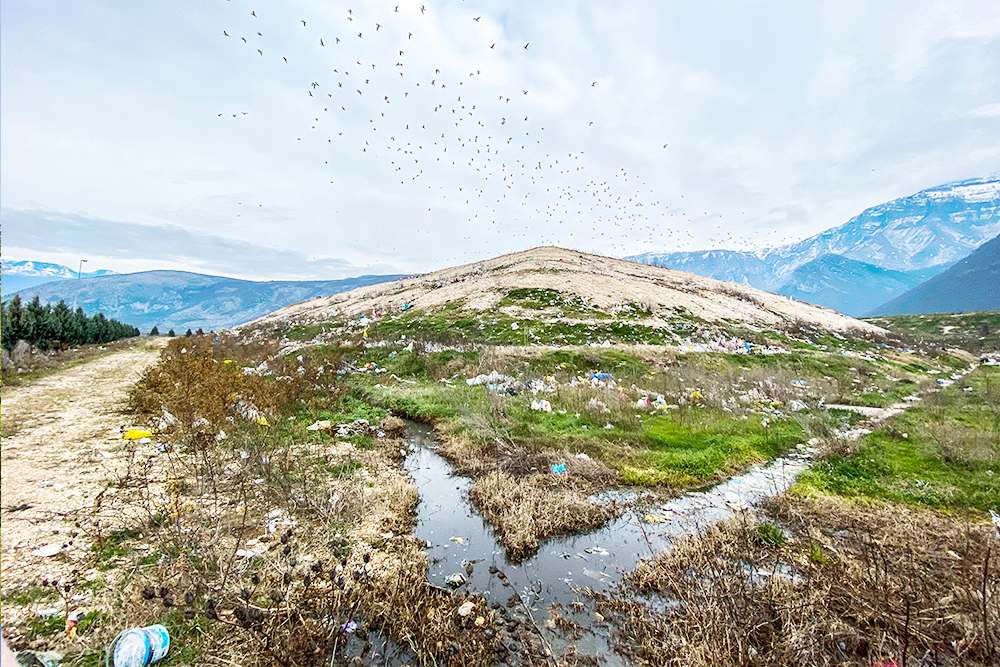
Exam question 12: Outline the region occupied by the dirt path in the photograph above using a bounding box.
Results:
[1,340,166,603]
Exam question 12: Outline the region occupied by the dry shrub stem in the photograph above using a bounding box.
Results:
[469,470,614,559]
[601,495,999,667]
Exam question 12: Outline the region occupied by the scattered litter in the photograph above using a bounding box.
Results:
[445,573,466,588]
[341,621,358,634]
[12,651,62,667]
[457,601,475,617]
[449,536,465,545]
[30,543,64,558]
[122,429,153,440]
[111,625,170,667]
[530,399,552,412]
[234,549,262,559]
[585,546,609,556]
[306,420,332,431]
[603,423,615,430]
[551,463,567,475]
[643,514,661,523]
[575,452,591,460]
[466,371,515,386]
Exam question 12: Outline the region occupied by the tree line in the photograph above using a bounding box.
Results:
[1,294,140,351]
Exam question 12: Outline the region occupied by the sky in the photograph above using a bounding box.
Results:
[2,0,1000,280]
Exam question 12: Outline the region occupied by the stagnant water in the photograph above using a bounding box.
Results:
[403,421,812,664]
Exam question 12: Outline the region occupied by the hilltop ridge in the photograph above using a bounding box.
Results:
[245,246,882,335]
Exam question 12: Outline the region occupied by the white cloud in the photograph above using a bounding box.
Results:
[2,0,999,276]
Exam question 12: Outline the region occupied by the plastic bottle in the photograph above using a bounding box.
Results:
[110,625,169,667]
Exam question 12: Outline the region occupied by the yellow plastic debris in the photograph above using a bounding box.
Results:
[122,429,153,440]
[643,513,661,524]
[256,416,270,427]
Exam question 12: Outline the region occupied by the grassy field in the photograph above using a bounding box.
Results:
[796,364,1000,510]
[864,310,1000,352]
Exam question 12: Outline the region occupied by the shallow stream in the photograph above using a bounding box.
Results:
[403,421,812,663]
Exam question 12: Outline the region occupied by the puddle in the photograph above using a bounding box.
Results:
[403,421,811,664]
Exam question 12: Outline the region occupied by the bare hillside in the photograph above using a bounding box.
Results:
[244,247,882,334]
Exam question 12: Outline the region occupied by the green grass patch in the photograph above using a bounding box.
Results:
[2,584,58,606]
[796,366,1000,511]
[632,412,803,483]
[864,310,1000,352]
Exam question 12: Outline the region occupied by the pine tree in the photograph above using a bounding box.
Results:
[168,329,176,337]
[185,329,193,337]
[150,326,160,336]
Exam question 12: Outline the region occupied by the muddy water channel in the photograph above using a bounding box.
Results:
[403,421,813,664]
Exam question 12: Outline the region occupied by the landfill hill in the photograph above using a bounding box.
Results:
[243,246,884,341]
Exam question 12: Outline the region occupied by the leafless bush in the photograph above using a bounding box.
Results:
[598,496,999,667]
[470,470,614,559]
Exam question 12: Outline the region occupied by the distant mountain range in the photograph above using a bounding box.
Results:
[2,259,116,296]
[6,270,407,332]
[867,233,1000,316]
[628,176,1000,315]
[776,255,944,316]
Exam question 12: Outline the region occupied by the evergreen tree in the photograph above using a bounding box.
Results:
[185,329,193,337]
[195,328,204,336]
[168,329,176,337]
[2,295,23,351]
[150,326,160,336]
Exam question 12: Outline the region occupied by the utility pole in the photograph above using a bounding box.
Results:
[72,259,87,311]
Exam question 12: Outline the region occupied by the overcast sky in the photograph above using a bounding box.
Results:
[3,0,999,280]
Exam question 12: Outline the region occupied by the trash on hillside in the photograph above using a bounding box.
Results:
[457,601,475,617]
[111,625,170,667]
[575,452,591,460]
[449,536,465,545]
[256,416,270,427]
[592,372,613,382]
[466,371,515,386]
[31,543,64,558]
[643,514,661,523]
[12,651,62,667]
[306,420,332,431]
[122,429,153,440]
[531,399,552,412]
[445,573,466,588]
[341,621,358,634]
[65,610,85,639]
[586,397,609,414]
[551,463,567,475]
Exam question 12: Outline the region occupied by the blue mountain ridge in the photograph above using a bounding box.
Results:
[8,270,407,332]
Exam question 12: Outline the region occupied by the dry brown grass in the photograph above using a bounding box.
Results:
[599,495,999,667]
[469,470,615,560]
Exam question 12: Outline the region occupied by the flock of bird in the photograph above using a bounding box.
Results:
[218,1,798,261]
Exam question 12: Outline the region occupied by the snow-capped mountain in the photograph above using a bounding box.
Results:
[628,176,1000,296]
[1,259,115,296]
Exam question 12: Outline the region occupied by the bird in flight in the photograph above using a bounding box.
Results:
[490,43,495,49]
[301,20,306,26]
[394,6,399,12]
[420,5,426,14]
[251,10,256,17]
[376,23,381,30]
[320,38,325,46]
[223,30,229,36]
[474,16,480,22]
[525,43,529,49]
[258,49,263,55]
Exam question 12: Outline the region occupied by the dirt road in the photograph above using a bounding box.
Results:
[1,340,166,609]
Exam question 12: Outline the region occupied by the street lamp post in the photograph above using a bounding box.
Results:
[72,259,87,311]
